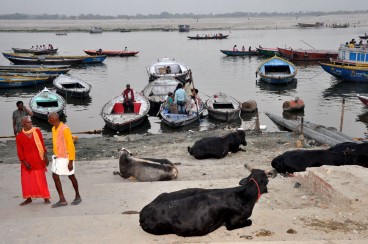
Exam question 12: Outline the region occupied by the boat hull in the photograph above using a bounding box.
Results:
[0,76,49,88]
[147,57,189,82]
[205,93,241,122]
[357,94,368,106]
[256,47,280,57]
[160,104,204,128]
[187,35,229,40]
[83,50,139,57]
[256,56,298,84]
[278,47,338,61]
[320,62,368,82]
[220,50,258,56]
[53,74,92,98]
[29,88,65,120]
[12,48,58,55]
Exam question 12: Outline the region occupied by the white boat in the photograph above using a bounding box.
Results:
[160,102,205,128]
[100,92,150,132]
[89,27,102,33]
[141,76,181,112]
[53,74,92,98]
[147,57,190,82]
[205,92,242,122]
[29,87,66,120]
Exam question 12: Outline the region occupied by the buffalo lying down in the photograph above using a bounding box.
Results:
[271,142,368,174]
[116,148,178,181]
[188,130,247,159]
[139,169,268,236]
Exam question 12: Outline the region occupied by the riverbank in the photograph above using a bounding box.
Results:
[1,129,368,242]
[0,13,367,32]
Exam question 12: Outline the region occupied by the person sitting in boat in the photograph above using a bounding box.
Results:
[174,83,186,114]
[30,46,34,50]
[242,46,245,51]
[124,47,127,51]
[166,66,171,74]
[233,45,238,51]
[122,84,135,113]
[98,48,103,54]
[165,92,177,114]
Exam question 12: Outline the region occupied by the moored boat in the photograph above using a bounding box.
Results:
[147,57,190,82]
[256,47,280,57]
[297,22,324,28]
[256,56,298,84]
[100,92,150,132]
[12,47,58,55]
[357,94,368,106]
[90,27,102,33]
[160,101,205,128]
[53,74,92,98]
[29,87,66,120]
[0,65,70,74]
[187,34,228,40]
[0,75,50,89]
[332,23,349,28]
[178,25,190,32]
[2,53,106,65]
[83,49,139,57]
[277,47,338,61]
[205,92,242,122]
[220,49,258,56]
[141,76,181,113]
[320,61,368,82]
[359,34,368,40]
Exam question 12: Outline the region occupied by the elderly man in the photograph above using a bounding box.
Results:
[48,112,81,208]
[16,116,50,206]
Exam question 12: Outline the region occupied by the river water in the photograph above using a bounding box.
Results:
[1,17,368,138]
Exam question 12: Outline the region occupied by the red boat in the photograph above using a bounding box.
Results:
[277,47,338,61]
[83,49,139,57]
[357,94,368,106]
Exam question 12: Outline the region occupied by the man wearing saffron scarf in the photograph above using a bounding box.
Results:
[16,116,50,206]
[48,112,81,208]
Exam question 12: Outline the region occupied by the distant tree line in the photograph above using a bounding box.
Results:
[0,10,367,20]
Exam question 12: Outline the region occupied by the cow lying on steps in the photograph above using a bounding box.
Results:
[187,130,247,159]
[115,148,178,181]
[139,169,268,236]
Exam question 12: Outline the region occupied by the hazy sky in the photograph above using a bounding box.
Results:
[1,0,368,15]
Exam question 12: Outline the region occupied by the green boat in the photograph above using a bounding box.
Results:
[256,47,281,57]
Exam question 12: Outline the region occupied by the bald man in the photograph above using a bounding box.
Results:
[48,112,81,208]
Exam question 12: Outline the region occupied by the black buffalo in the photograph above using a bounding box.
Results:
[139,169,268,236]
[116,148,178,181]
[187,130,246,159]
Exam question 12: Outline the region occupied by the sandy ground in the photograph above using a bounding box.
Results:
[0,129,368,243]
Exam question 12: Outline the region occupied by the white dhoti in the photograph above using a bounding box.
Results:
[51,156,75,175]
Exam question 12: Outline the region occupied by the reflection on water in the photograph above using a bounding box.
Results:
[63,96,92,106]
[256,79,297,94]
[282,110,305,120]
[323,81,368,99]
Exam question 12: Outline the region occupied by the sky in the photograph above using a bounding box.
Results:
[1,0,368,16]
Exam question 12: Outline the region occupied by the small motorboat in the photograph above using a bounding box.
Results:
[53,74,92,98]
[147,57,190,82]
[357,94,368,106]
[220,49,258,56]
[160,101,205,128]
[256,47,281,57]
[0,75,50,89]
[256,56,298,84]
[83,49,139,57]
[141,76,181,113]
[205,92,242,122]
[100,92,150,132]
[29,87,66,120]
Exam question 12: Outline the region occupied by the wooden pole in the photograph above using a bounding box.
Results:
[340,98,345,132]
[255,109,261,132]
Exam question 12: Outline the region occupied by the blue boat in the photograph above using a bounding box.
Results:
[0,75,49,88]
[220,49,258,56]
[256,56,298,84]
[320,61,368,82]
[29,87,66,120]
[82,55,107,64]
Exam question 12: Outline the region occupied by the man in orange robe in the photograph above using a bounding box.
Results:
[16,116,50,206]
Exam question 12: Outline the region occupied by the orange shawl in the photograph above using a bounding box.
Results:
[22,127,44,160]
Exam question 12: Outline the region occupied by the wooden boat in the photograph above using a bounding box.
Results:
[220,49,258,56]
[2,53,106,65]
[0,75,49,88]
[297,22,324,28]
[29,87,65,120]
[256,47,280,57]
[359,34,368,40]
[12,47,58,55]
[277,47,338,61]
[282,97,305,111]
[187,34,229,40]
[178,25,190,32]
[256,56,298,84]
[319,61,368,82]
[55,32,67,36]
[160,101,205,128]
[53,74,92,98]
[141,76,181,112]
[147,57,190,82]
[332,23,349,28]
[337,45,368,65]
[205,92,242,122]
[83,49,139,57]
[357,94,368,106]
[0,72,57,80]
[0,65,70,74]
[90,27,102,33]
[100,92,150,132]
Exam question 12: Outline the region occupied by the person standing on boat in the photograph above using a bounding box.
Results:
[16,116,51,206]
[12,101,33,136]
[122,84,135,113]
[233,45,238,51]
[48,112,81,208]
[174,83,186,114]
[242,46,245,51]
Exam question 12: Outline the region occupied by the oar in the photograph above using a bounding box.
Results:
[300,40,316,50]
